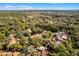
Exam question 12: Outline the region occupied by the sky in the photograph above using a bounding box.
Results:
[0,3,79,10]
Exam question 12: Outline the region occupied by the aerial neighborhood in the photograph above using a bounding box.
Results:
[0,10,79,56]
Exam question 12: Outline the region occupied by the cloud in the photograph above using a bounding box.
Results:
[0,5,32,10]
[0,4,79,10]
[35,7,79,10]
[0,5,13,10]
[18,5,32,10]
[52,7,79,10]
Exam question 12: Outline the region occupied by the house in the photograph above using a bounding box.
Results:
[37,46,48,56]
[58,31,67,39]
[53,31,67,42]
[53,34,63,41]
[37,46,47,51]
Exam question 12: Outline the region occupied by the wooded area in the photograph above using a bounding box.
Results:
[0,10,79,56]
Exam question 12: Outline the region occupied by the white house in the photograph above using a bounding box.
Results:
[37,46,47,51]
